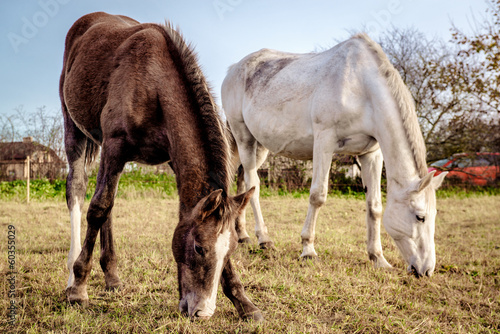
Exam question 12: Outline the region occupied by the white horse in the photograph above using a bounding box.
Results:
[222,34,447,277]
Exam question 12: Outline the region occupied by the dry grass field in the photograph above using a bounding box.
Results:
[1,193,499,333]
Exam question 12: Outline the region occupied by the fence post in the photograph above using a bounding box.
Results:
[27,155,30,203]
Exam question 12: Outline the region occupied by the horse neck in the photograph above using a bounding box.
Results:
[373,105,423,193]
[172,140,216,211]
[168,124,228,217]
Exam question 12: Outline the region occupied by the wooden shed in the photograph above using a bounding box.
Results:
[0,137,65,181]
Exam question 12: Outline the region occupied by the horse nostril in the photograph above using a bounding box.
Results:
[411,265,422,278]
[194,310,211,320]
[179,299,188,315]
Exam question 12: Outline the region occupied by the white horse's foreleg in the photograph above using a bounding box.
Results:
[300,131,335,259]
[359,149,392,268]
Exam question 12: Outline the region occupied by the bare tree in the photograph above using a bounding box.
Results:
[16,106,65,159]
[0,114,20,142]
[1,105,65,161]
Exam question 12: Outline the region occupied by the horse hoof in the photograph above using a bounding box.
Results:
[245,311,264,322]
[238,237,252,244]
[191,312,211,321]
[105,282,123,291]
[259,241,275,250]
[66,287,89,307]
[300,255,318,261]
[105,277,123,291]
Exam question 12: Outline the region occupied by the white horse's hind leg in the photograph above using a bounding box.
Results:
[237,137,272,248]
[228,131,251,243]
[359,149,392,269]
[300,131,335,259]
[235,165,251,243]
[235,144,270,244]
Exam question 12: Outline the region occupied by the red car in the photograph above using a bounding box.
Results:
[428,153,500,186]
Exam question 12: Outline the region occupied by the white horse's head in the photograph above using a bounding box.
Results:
[384,171,447,277]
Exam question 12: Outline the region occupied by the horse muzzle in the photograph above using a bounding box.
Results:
[408,260,435,278]
[179,294,215,319]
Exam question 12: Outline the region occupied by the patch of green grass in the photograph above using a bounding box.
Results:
[436,186,500,198]
[0,172,179,202]
[2,171,500,203]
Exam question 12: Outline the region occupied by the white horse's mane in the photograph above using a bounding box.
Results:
[354,33,427,178]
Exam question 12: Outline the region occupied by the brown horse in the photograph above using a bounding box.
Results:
[60,12,262,320]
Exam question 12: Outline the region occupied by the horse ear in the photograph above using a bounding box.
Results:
[194,189,224,221]
[417,171,435,192]
[233,187,255,214]
[431,171,448,189]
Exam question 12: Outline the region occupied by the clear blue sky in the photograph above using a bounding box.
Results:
[0,0,486,118]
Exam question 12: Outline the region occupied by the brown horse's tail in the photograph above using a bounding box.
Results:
[60,66,100,170]
[85,139,100,168]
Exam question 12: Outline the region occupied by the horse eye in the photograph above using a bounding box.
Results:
[194,244,205,256]
[416,215,425,223]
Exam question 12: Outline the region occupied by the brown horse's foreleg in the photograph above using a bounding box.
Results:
[67,140,125,304]
[221,259,264,322]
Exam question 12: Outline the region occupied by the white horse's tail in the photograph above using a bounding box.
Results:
[224,121,241,174]
[354,33,427,177]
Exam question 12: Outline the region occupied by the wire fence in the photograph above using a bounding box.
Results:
[1,154,499,203]
[0,160,65,181]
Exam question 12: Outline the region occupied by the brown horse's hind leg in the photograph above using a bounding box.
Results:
[67,138,126,304]
[100,217,122,290]
[221,259,263,321]
[63,108,92,292]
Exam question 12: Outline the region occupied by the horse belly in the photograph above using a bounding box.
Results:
[334,134,378,155]
[245,109,314,160]
[276,137,314,160]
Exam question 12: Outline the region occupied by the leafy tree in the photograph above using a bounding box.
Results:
[379,13,500,161]
[450,0,500,153]
[378,27,467,160]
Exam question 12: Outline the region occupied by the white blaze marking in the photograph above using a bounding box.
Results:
[67,201,82,289]
[203,229,231,316]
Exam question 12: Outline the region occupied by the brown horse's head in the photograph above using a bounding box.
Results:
[172,187,254,319]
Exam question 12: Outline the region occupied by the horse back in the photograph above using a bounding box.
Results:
[60,12,180,152]
[222,38,385,158]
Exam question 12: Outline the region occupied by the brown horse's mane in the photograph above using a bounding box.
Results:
[160,22,231,193]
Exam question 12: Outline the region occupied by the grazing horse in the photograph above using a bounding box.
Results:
[60,12,262,320]
[222,34,448,277]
